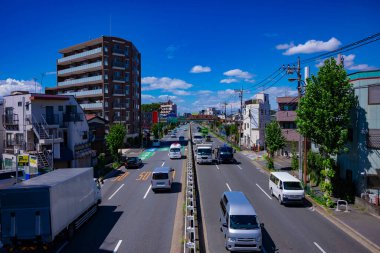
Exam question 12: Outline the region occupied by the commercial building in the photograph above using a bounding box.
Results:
[337,70,380,199]
[242,93,271,149]
[276,96,301,154]
[46,36,141,138]
[160,100,177,118]
[2,91,93,171]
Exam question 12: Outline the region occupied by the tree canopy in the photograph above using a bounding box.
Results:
[265,121,286,157]
[141,103,161,112]
[105,124,126,161]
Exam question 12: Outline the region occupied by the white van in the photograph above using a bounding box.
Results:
[219,191,263,252]
[192,133,203,144]
[151,167,175,192]
[169,143,182,159]
[269,172,305,205]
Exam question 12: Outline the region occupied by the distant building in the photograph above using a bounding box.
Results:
[242,93,271,149]
[45,36,141,138]
[141,111,159,130]
[337,70,380,196]
[160,100,177,117]
[276,96,300,154]
[2,91,93,171]
[204,107,219,116]
[0,100,4,162]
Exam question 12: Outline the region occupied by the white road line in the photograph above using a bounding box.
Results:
[55,241,68,253]
[313,242,327,253]
[108,184,125,200]
[113,240,122,253]
[226,183,232,191]
[255,184,272,200]
[143,185,152,199]
[237,165,243,170]
[161,162,165,167]
[216,165,220,170]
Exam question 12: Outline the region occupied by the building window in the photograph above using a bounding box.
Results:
[126,112,130,121]
[104,85,108,94]
[104,58,108,66]
[125,59,130,68]
[114,71,121,78]
[104,73,108,80]
[125,72,130,81]
[368,85,380,104]
[126,99,130,108]
[18,102,22,107]
[125,47,129,56]
[104,46,108,53]
[58,106,63,111]
[105,102,108,108]
[26,103,29,111]
[125,86,130,95]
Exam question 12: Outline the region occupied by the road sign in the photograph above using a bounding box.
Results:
[29,155,38,175]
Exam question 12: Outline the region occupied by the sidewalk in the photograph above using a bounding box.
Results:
[239,150,380,253]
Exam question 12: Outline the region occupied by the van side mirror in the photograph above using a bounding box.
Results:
[222,223,227,228]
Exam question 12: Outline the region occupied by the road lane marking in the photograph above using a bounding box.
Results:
[226,183,232,191]
[136,171,151,181]
[237,165,243,170]
[256,184,272,200]
[112,172,130,182]
[113,240,122,253]
[162,161,165,167]
[216,165,220,170]
[143,185,152,199]
[108,184,125,200]
[313,242,327,253]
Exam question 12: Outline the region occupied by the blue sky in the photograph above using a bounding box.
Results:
[1,0,379,114]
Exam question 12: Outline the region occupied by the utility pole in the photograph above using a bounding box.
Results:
[234,86,244,148]
[223,101,228,120]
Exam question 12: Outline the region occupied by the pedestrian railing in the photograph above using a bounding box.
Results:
[335,199,349,213]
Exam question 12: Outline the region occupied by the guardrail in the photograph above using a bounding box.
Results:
[184,125,198,253]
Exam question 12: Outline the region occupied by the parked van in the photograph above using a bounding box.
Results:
[151,167,175,192]
[219,191,263,252]
[169,143,182,159]
[269,172,305,205]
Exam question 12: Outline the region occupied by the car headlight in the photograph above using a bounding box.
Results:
[228,237,236,242]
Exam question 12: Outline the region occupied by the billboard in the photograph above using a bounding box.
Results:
[17,155,29,167]
[152,111,159,124]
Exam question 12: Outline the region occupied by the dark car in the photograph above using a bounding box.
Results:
[125,157,143,169]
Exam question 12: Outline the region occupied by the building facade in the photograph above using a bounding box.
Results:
[242,93,271,149]
[160,100,177,117]
[276,96,301,154]
[0,100,4,164]
[337,70,380,197]
[2,92,93,171]
[46,36,141,137]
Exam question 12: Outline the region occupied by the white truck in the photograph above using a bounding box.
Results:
[195,143,213,164]
[0,167,101,249]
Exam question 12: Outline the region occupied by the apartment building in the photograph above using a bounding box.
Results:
[337,70,380,197]
[2,91,93,171]
[0,100,4,160]
[160,100,177,117]
[276,96,300,154]
[242,93,271,149]
[46,36,141,137]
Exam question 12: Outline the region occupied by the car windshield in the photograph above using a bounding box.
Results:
[283,182,303,190]
[198,149,211,155]
[128,157,137,162]
[170,148,180,152]
[152,173,169,180]
[230,215,259,230]
[194,136,202,139]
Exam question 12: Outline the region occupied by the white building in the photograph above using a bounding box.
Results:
[160,100,177,117]
[241,93,271,149]
[2,91,93,171]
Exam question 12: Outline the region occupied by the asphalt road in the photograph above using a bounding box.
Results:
[60,135,187,252]
[192,124,370,253]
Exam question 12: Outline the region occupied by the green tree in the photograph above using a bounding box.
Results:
[224,125,231,139]
[105,124,126,162]
[141,103,161,112]
[296,58,356,206]
[307,151,323,186]
[265,121,286,158]
[151,123,160,139]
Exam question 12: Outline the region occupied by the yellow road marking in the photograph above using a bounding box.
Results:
[112,171,130,182]
[137,171,152,181]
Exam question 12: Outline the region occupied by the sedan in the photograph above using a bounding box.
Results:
[170,134,176,138]
[125,157,143,169]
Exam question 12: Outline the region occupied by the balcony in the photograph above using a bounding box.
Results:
[58,75,102,87]
[112,48,124,55]
[63,89,103,98]
[81,102,103,110]
[113,77,125,83]
[112,61,125,69]
[58,61,102,76]
[276,111,297,122]
[2,114,19,131]
[58,47,102,64]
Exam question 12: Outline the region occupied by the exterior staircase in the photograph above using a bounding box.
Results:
[29,151,51,169]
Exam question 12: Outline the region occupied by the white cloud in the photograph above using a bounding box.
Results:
[278,37,342,55]
[197,90,213,95]
[141,76,193,91]
[275,42,294,50]
[223,69,253,79]
[0,78,42,97]
[217,89,236,97]
[316,54,377,71]
[158,94,184,103]
[172,90,191,96]
[220,78,239,84]
[190,65,211,73]
[244,79,256,83]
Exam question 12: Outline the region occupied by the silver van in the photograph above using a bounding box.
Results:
[151,167,174,192]
[219,191,263,252]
